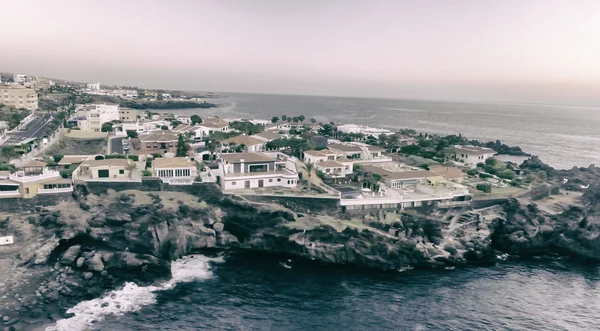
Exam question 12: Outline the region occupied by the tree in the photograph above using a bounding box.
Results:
[191,114,202,124]
[299,115,305,122]
[125,163,137,179]
[271,116,280,123]
[305,162,314,189]
[476,183,492,193]
[101,122,113,132]
[53,154,63,163]
[171,120,183,128]
[126,130,138,138]
[281,115,288,121]
[310,118,316,123]
[176,134,187,157]
[161,125,169,130]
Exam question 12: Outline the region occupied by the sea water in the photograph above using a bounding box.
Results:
[167,93,600,169]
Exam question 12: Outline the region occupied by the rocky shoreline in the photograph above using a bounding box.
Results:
[1,176,600,330]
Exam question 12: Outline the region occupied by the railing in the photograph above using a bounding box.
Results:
[0,190,20,197]
[437,201,472,208]
[9,170,61,183]
[38,187,74,194]
[161,177,193,185]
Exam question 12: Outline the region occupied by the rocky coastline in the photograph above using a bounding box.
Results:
[1,168,600,329]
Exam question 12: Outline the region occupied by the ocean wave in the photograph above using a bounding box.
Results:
[45,254,224,331]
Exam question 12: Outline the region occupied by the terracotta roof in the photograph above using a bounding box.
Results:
[58,156,90,165]
[327,143,363,153]
[153,157,195,168]
[429,165,465,179]
[81,159,131,167]
[223,135,265,146]
[252,131,281,141]
[220,152,275,163]
[139,132,179,142]
[363,165,435,180]
[21,160,47,168]
[315,160,345,168]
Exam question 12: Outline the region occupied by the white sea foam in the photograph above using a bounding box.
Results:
[45,254,224,331]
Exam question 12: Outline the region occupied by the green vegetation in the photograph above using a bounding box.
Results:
[127,155,139,161]
[53,154,63,163]
[191,114,202,124]
[228,121,264,135]
[101,122,113,132]
[160,125,169,130]
[126,130,138,138]
[271,116,280,123]
[0,163,15,171]
[266,137,310,158]
[105,154,126,159]
[176,134,187,157]
[125,163,137,179]
[476,183,492,193]
[142,170,152,176]
[0,108,30,130]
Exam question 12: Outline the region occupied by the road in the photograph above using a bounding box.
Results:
[109,136,127,154]
[3,114,54,145]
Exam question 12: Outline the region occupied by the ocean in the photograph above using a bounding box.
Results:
[45,94,600,330]
[52,253,600,331]
[167,93,600,169]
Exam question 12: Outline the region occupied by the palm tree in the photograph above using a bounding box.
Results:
[305,162,314,189]
[125,162,137,179]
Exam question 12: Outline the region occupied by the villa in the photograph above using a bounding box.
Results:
[75,158,133,180]
[453,145,496,166]
[0,160,73,199]
[314,160,353,178]
[152,157,197,185]
[222,135,266,152]
[217,152,298,190]
[327,143,387,162]
[138,131,179,153]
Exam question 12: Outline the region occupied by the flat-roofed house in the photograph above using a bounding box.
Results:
[303,150,342,164]
[222,135,266,152]
[77,158,132,179]
[152,157,197,185]
[252,131,283,143]
[429,164,466,183]
[327,143,385,161]
[314,160,353,178]
[0,160,73,198]
[453,145,496,166]
[363,164,436,189]
[218,152,298,190]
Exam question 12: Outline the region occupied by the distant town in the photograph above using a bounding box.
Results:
[0,72,551,211]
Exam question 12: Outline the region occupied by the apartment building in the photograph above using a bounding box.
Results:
[119,107,138,122]
[75,103,119,132]
[0,84,38,111]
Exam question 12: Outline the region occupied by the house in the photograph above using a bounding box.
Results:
[119,108,138,122]
[363,164,436,189]
[200,118,230,135]
[152,157,197,185]
[217,152,298,190]
[0,160,73,198]
[56,155,90,171]
[429,165,466,183]
[222,135,266,152]
[394,134,417,145]
[75,103,120,132]
[327,143,385,161]
[0,84,38,111]
[314,160,353,178]
[76,158,132,179]
[138,131,179,153]
[303,150,343,164]
[252,131,283,143]
[453,145,496,166]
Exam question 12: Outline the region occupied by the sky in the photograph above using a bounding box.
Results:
[1,0,600,105]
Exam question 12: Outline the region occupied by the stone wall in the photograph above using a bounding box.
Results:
[239,195,340,214]
[84,179,222,204]
[517,184,560,201]
[0,193,73,213]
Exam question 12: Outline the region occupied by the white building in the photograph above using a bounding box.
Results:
[222,135,266,152]
[314,160,353,178]
[303,150,343,164]
[337,124,391,136]
[152,157,197,185]
[75,103,120,132]
[453,145,496,166]
[86,83,101,90]
[217,152,298,190]
[13,74,27,84]
[327,143,388,163]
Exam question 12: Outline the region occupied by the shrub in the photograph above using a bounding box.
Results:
[142,170,152,176]
[94,155,105,160]
[479,173,492,179]
[105,154,126,159]
[126,130,138,138]
[485,158,497,166]
[498,169,515,180]
[128,155,139,161]
[53,154,63,163]
[60,169,75,178]
[466,169,478,176]
[476,183,492,193]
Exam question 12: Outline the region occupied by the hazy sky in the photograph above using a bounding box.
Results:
[2,0,600,104]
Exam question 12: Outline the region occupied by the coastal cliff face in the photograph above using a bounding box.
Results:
[1,186,599,327]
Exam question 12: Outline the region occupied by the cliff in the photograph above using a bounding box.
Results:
[2,186,599,328]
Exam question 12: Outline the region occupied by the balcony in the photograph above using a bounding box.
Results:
[38,187,74,194]
[0,190,20,197]
[9,169,61,183]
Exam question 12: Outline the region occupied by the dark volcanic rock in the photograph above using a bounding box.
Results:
[105,212,133,225]
[60,245,81,265]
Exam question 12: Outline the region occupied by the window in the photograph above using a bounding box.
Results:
[119,169,125,174]
[277,178,281,182]
[232,182,236,185]
[269,179,273,182]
